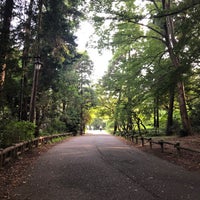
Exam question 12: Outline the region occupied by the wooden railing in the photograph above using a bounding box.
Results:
[123,134,200,154]
[0,133,72,167]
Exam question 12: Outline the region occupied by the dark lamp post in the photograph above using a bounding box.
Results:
[29,57,42,123]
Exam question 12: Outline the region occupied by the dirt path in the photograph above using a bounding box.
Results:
[9,133,200,200]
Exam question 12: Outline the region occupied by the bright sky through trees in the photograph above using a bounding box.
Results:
[75,0,147,83]
[76,21,112,82]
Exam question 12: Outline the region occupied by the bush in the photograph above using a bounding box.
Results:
[45,119,66,134]
[1,121,35,148]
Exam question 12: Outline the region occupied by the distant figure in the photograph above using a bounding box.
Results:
[99,126,102,131]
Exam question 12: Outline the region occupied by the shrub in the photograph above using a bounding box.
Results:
[45,119,66,134]
[1,121,35,148]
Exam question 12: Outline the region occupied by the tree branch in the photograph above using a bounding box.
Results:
[143,50,167,70]
[148,0,160,12]
[154,1,200,18]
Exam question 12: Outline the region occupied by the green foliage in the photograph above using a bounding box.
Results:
[0,0,92,138]
[0,0,85,137]
[89,0,200,136]
[190,102,200,132]
[1,121,35,148]
[45,119,66,134]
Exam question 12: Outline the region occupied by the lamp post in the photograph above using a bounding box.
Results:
[29,57,42,123]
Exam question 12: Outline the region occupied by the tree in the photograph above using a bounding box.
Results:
[19,0,35,121]
[74,53,94,134]
[0,0,89,140]
[0,0,14,90]
[29,0,83,136]
[89,0,200,135]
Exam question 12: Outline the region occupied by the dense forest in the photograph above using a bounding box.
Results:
[0,0,200,147]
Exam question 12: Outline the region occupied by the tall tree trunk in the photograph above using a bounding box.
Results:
[0,0,14,90]
[29,0,43,123]
[126,53,133,133]
[35,0,43,55]
[166,87,174,135]
[127,94,133,132]
[176,81,192,135]
[113,89,122,134]
[113,120,118,135]
[163,0,192,135]
[19,0,34,121]
[154,96,159,134]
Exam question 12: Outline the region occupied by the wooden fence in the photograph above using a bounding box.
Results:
[0,133,72,167]
[124,134,200,154]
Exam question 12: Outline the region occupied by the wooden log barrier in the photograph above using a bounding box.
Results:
[0,133,72,168]
[124,134,200,155]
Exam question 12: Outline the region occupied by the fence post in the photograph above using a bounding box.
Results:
[21,142,25,153]
[175,142,180,154]
[131,136,134,142]
[149,138,152,149]
[135,136,138,144]
[0,149,3,168]
[28,140,32,150]
[141,137,144,147]
[35,139,39,147]
[159,140,164,153]
[13,145,18,158]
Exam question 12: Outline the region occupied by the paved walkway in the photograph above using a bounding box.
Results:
[12,132,200,200]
